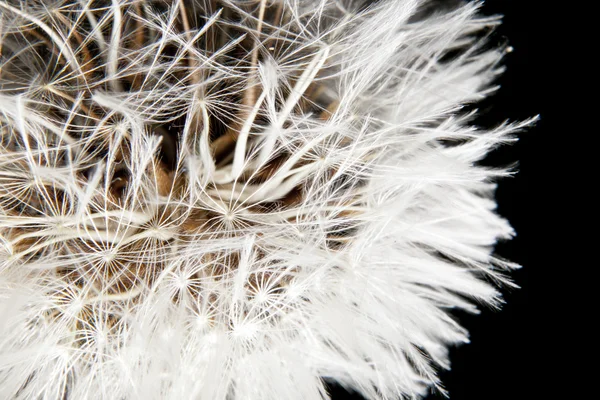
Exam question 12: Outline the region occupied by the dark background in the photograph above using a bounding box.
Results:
[329,1,549,399]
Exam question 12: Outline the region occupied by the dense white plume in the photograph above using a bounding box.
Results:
[0,0,535,399]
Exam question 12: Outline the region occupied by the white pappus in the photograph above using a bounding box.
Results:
[0,0,536,399]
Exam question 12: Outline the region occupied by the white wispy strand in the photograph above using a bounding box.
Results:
[0,1,536,399]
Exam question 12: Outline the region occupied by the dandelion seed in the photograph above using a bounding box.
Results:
[0,1,536,399]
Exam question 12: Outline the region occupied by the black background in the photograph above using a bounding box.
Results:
[329,1,550,399]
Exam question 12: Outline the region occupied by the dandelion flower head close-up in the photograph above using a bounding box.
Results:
[0,0,536,399]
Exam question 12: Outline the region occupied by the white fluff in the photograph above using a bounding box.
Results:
[0,1,536,399]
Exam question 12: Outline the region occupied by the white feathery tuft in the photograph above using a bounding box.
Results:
[0,1,536,399]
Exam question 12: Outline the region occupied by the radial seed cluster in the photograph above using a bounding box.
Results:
[0,1,533,399]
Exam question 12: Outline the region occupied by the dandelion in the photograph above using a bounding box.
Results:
[0,1,536,399]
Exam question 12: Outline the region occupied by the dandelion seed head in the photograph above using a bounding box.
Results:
[0,0,535,399]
